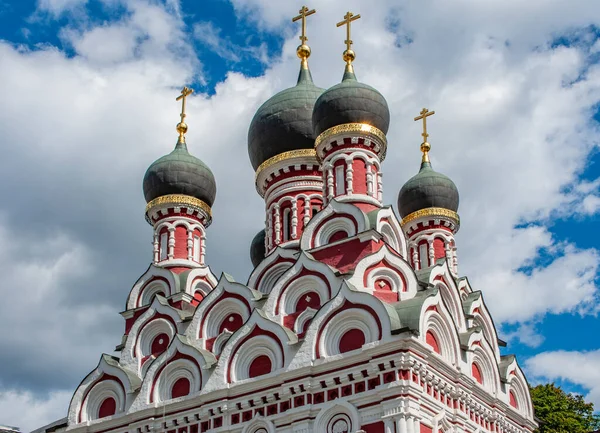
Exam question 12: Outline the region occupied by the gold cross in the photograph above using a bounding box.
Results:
[336,11,361,53]
[414,108,435,162]
[414,107,435,143]
[176,86,193,139]
[292,6,316,45]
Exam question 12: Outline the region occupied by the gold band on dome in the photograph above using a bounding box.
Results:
[255,149,318,180]
[400,207,460,227]
[145,194,212,217]
[314,123,388,160]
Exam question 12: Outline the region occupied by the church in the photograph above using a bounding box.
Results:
[35,7,538,433]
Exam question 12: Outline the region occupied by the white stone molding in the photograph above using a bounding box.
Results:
[420,294,461,367]
[313,401,360,433]
[373,207,407,258]
[241,417,276,433]
[273,204,281,245]
[246,247,296,292]
[264,252,340,320]
[318,307,379,357]
[294,307,317,334]
[471,342,500,395]
[137,318,176,376]
[348,244,418,301]
[80,379,125,423]
[152,357,202,403]
[68,355,140,425]
[464,292,501,362]
[300,199,369,250]
[427,262,467,333]
[127,265,178,310]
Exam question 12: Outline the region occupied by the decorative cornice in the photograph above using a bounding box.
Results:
[314,123,388,160]
[401,207,460,227]
[145,194,212,217]
[255,149,318,181]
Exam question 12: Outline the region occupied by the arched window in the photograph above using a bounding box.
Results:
[98,397,116,418]
[171,377,191,399]
[249,355,272,378]
[426,331,441,354]
[472,363,483,384]
[283,208,291,241]
[339,329,365,354]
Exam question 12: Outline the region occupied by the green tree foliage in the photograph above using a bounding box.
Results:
[531,383,600,433]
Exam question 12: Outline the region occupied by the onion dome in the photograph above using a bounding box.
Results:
[143,86,217,208]
[143,140,217,206]
[247,63,324,171]
[398,108,459,220]
[312,66,390,137]
[397,160,459,219]
[250,229,266,268]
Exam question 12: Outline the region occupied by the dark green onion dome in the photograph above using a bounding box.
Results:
[312,67,390,137]
[143,140,217,207]
[250,229,266,268]
[397,160,459,219]
[248,66,325,171]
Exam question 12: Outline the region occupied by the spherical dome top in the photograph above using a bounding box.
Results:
[143,141,217,206]
[397,161,459,219]
[248,67,324,171]
[312,68,390,138]
[250,229,266,268]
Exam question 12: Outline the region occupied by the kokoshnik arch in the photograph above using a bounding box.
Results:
[34,6,538,433]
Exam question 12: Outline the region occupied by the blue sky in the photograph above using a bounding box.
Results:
[0,0,599,430]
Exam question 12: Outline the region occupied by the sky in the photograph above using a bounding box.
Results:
[0,0,599,430]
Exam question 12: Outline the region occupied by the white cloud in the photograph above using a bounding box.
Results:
[0,389,72,432]
[3,0,600,428]
[526,350,600,408]
[36,0,88,17]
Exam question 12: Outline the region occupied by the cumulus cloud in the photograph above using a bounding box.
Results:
[2,0,600,428]
[526,350,600,408]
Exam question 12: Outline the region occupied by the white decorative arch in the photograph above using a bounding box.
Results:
[120,296,183,374]
[471,341,500,394]
[67,355,140,425]
[318,307,379,357]
[152,358,201,403]
[314,216,357,246]
[428,263,466,332]
[420,294,461,367]
[313,401,361,433]
[202,297,249,341]
[247,247,296,293]
[184,266,218,298]
[464,292,501,362]
[230,334,283,382]
[300,200,369,250]
[501,357,534,418]
[348,244,418,301]
[264,252,340,321]
[241,417,276,433]
[80,379,125,422]
[136,317,176,376]
[373,207,408,258]
[126,265,177,310]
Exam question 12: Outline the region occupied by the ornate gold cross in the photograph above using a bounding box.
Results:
[336,11,361,53]
[292,5,316,45]
[414,107,435,143]
[176,86,193,139]
[414,108,435,162]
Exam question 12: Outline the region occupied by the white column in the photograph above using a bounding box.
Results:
[274,204,281,244]
[453,246,459,275]
[303,198,311,227]
[153,233,159,264]
[291,199,298,239]
[187,230,193,260]
[412,417,420,433]
[346,159,354,194]
[200,235,206,265]
[366,162,374,196]
[397,416,408,433]
[326,166,334,202]
[384,418,395,433]
[428,241,435,267]
[377,172,383,202]
[411,246,419,269]
[266,211,272,251]
[167,228,175,259]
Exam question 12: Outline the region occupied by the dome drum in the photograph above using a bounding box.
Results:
[145,194,212,228]
[314,123,388,162]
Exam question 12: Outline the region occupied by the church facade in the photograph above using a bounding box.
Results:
[38,8,537,433]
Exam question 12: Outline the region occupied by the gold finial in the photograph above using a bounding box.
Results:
[336,11,361,67]
[176,86,194,141]
[292,5,316,67]
[414,107,435,163]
